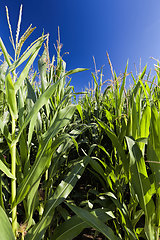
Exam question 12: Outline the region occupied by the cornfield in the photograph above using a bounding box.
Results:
[0,5,160,240]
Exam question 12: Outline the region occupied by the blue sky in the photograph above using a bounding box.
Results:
[1,0,160,91]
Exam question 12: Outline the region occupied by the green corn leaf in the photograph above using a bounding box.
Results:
[48,130,81,180]
[0,118,12,145]
[6,36,45,75]
[149,104,160,150]
[0,62,7,121]
[13,65,83,146]
[26,79,36,103]
[15,106,76,205]
[126,136,155,211]
[66,68,88,76]
[17,87,28,167]
[0,38,12,66]
[51,215,88,240]
[57,59,66,101]
[132,98,138,139]
[41,105,76,149]
[66,203,120,240]
[131,72,136,85]
[25,79,39,146]
[89,158,106,182]
[92,73,99,103]
[105,108,113,123]
[140,65,147,80]
[12,77,61,145]
[17,87,25,127]
[14,41,43,92]
[0,172,4,209]
[97,145,112,162]
[51,208,115,240]
[38,49,48,93]
[132,81,140,98]
[15,139,52,206]
[27,112,39,146]
[140,105,151,139]
[96,118,129,176]
[0,160,15,179]
[0,61,8,82]
[147,104,160,226]
[139,105,151,152]
[76,104,83,122]
[147,144,160,223]
[139,79,150,106]
[5,74,18,120]
[69,135,79,153]
[148,105,160,186]
[25,157,90,240]
[126,136,155,239]
[118,60,128,111]
[0,206,15,240]
[106,192,138,239]
[26,179,40,229]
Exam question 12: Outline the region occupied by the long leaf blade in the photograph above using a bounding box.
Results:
[25,156,90,240]
[66,203,120,240]
[51,208,115,240]
[0,160,15,179]
[0,206,15,240]
[126,136,155,239]
[5,74,18,120]
[15,106,76,205]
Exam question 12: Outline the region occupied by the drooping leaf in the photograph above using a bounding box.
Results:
[106,192,138,239]
[6,36,45,75]
[12,77,61,145]
[14,41,43,92]
[66,203,120,240]
[66,68,88,76]
[0,37,12,66]
[126,136,155,239]
[0,206,15,240]
[0,160,15,179]
[25,156,90,240]
[15,104,76,205]
[51,208,115,240]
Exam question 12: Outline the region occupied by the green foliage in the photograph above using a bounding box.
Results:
[1,5,160,240]
[0,206,15,240]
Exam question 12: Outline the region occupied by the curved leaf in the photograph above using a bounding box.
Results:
[15,105,76,205]
[25,156,90,240]
[5,74,18,120]
[96,119,129,176]
[126,136,155,239]
[0,160,15,179]
[52,208,115,240]
[0,206,15,240]
[66,203,120,240]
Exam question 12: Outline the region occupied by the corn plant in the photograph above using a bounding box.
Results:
[92,67,160,239]
[68,59,160,240]
[2,5,160,240]
[0,6,89,239]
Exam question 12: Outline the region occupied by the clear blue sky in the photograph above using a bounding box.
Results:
[1,0,160,91]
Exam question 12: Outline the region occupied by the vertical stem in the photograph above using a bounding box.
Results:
[156,227,159,240]
[0,171,4,209]
[21,234,24,240]
[45,169,48,202]
[156,194,160,240]
[11,118,17,237]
